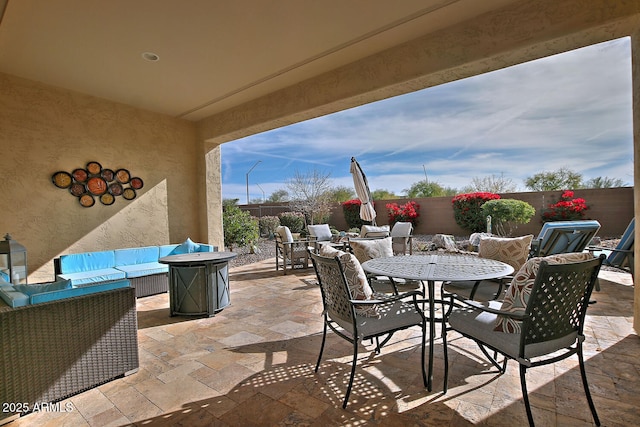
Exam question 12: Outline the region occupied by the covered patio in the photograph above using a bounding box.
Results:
[10,259,637,426]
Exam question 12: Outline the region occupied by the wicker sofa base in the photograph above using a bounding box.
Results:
[0,287,139,423]
[130,273,169,298]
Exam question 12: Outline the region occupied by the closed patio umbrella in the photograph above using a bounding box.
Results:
[350,157,376,225]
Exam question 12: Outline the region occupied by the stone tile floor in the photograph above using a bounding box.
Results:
[9,259,638,426]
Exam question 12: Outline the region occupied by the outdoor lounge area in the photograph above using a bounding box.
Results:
[7,257,637,426]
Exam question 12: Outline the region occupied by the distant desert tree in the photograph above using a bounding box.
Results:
[327,186,355,203]
[286,168,333,225]
[267,189,289,202]
[524,167,583,191]
[584,176,626,188]
[405,180,455,198]
[463,173,517,194]
[371,189,398,200]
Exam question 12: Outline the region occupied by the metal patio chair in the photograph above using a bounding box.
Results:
[443,254,605,426]
[310,251,427,408]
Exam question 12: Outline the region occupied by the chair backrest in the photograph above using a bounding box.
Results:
[275,226,293,256]
[275,226,293,243]
[521,256,603,352]
[534,220,601,257]
[360,225,390,238]
[390,222,412,238]
[307,224,332,242]
[310,252,354,324]
[608,217,635,266]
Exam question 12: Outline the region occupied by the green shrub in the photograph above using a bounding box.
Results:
[481,199,536,236]
[258,216,280,237]
[451,192,501,233]
[223,204,259,251]
[278,211,305,233]
[342,199,372,229]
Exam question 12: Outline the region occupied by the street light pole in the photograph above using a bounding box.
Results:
[256,183,265,203]
[246,160,262,204]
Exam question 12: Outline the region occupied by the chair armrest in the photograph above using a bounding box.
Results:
[457,298,529,321]
[351,290,422,305]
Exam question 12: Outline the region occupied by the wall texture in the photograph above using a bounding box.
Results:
[0,73,203,282]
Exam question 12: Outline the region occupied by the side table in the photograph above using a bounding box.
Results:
[159,251,237,317]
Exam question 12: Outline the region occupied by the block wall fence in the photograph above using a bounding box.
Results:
[240,187,634,238]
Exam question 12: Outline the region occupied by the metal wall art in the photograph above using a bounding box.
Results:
[52,161,144,208]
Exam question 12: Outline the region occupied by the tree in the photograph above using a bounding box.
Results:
[267,189,289,202]
[462,173,517,194]
[405,180,451,198]
[371,189,397,200]
[524,167,583,191]
[327,186,355,203]
[584,176,626,188]
[286,168,333,225]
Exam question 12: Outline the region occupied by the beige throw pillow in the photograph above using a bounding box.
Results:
[349,237,393,264]
[494,252,595,333]
[478,234,534,271]
[319,244,378,317]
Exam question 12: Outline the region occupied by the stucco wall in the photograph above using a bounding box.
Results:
[0,73,203,282]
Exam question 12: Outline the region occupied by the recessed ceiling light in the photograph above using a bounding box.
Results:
[141,52,159,62]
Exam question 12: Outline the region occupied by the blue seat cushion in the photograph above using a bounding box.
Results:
[31,280,131,304]
[0,284,30,308]
[57,268,126,286]
[114,246,160,266]
[58,250,116,274]
[115,262,168,278]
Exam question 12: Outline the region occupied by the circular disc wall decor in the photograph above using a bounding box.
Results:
[52,171,73,188]
[108,182,123,196]
[72,168,88,183]
[86,161,102,175]
[79,194,95,207]
[52,163,144,208]
[69,182,86,197]
[100,193,115,205]
[101,168,115,182]
[115,168,131,184]
[129,177,144,190]
[87,177,108,195]
[122,187,136,200]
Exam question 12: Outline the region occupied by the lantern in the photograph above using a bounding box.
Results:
[0,234,28,285]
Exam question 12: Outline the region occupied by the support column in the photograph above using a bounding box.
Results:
[204,146,224,250]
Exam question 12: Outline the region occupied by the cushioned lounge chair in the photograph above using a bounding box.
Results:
[529,220,601,257]
[588,217,634,278]
[274,226,310,274]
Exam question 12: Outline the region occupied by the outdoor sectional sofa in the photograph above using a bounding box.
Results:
[53,238,216,298]
[0,278,138,424]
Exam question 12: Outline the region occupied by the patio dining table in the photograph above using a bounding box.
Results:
[361,253,514,390]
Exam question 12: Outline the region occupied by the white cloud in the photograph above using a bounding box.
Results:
[222,37,633,200]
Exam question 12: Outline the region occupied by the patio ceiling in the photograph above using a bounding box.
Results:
[0,0,520,121]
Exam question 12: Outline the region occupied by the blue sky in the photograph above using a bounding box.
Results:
[221,37,633,203]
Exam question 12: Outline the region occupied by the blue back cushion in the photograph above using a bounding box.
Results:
[159,244,179,258]
[59,250,115,273]
[114,246,160,266]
